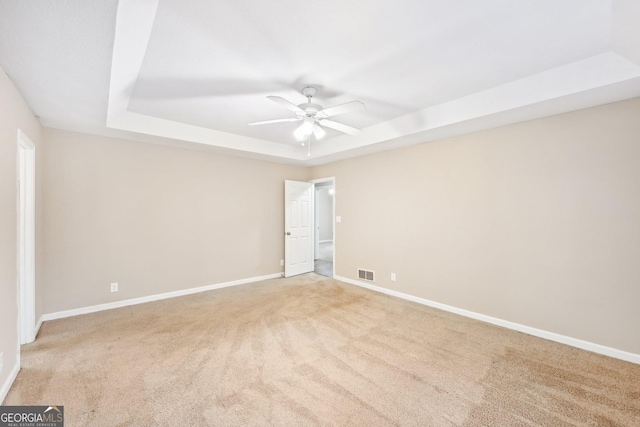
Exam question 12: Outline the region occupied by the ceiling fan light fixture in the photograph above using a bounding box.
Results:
[301,117,315,133]
[294,126,307,141]
[313,125,326,140]
[294,117,316,141]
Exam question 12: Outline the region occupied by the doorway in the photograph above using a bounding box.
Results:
[311,178,334,277]
[18,129,36,344]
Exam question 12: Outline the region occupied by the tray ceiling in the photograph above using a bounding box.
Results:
[2,0,640,165]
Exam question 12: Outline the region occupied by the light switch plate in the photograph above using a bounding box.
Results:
[335,216,342,223]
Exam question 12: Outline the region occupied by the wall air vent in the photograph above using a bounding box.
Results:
[357,269,375,282]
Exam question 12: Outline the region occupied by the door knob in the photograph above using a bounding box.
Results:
[286,232,291,235]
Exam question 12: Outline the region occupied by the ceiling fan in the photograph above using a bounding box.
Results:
[248,86,365,143]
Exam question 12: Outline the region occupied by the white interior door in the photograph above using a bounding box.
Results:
[284,180,314,277]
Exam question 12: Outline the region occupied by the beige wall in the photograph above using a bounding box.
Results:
[42,129,308,313]
[311,97,640,355]
[0,67,42,396]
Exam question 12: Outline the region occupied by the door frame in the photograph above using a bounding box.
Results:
[17,129,36,345]
[310,177,335,277]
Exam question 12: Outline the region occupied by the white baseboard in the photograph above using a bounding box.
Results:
[0,360,20,405]
[35,316,43,338]
[42,273,282,322]
[335,275,640,365]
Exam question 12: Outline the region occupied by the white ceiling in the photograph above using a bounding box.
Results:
[1,0,640,165]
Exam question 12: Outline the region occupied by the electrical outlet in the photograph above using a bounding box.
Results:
[110,282,118,293]
[391,273,397,282]
[280,259,284,266]
[335,216,342,223]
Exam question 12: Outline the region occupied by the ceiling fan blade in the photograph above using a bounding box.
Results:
[318,119,362,135]
[317,101,365,119]
[248,117,301,126]
[267,96,304,113]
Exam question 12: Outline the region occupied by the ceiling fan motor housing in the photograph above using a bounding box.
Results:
[298,102,322,116]
[299,87,322,116]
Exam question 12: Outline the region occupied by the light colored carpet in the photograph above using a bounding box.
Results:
[5,274,640,426]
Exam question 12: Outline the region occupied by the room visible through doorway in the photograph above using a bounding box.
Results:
[313,179,334,277]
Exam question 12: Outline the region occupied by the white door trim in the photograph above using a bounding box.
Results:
[17,129,36,345]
